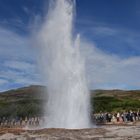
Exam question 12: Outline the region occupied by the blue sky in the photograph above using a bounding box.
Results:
[0,0,140,91]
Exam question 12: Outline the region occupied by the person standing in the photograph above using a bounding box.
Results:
[117,112,120,122]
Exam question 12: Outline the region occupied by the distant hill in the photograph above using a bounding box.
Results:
[92,89,140,99]
[0,85,140,117]
[91,89,140,112]
[0,85,45,117]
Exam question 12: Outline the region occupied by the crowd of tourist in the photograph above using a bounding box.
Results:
[93,110,140,124]
[0,110,140,127]
[0,116,45,128]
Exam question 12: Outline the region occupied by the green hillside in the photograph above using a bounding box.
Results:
[0,85,45,117]
[92,89,140,112]
[0,86,140,117]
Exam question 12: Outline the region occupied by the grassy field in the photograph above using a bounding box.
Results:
[0,86,44,117]
[91,89,140,113]
[0,85,140,117]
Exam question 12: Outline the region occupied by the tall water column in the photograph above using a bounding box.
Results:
[38,0,90,128]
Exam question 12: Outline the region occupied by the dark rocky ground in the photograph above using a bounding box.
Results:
[0,124,140,140]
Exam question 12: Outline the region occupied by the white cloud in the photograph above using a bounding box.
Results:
[0,79,9,85]
[0,69,22,80]
[0,25,139,91]
[0,65,41,91]
[0,60,41,87]
[91,26,118,36]
[0,26,40,90]
[80,39,140,89]
[15,77,41,85]
[23,6,30,14]
[0,26,36,61]
[4,60,36,72]
[78,19,140,54]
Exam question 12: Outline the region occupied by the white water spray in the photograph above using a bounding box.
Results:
[38,0,90,128]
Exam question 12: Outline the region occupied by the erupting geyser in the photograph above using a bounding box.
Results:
[38,0,90,128]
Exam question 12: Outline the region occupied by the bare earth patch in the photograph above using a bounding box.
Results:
[0,125,140,140]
